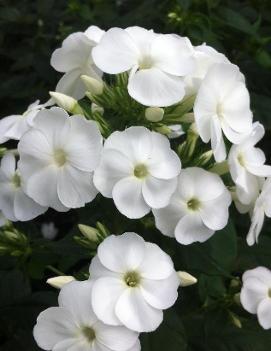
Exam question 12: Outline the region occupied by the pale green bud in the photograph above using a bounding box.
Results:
[145,107,164,122]
[180,112,194,123]
[49,92,83,114]
[177,271,198,287]
[81,75,104,95]
[209,160,229,176]
[47,275,75,289]
[78,224,99,242]
[91,103,104,115]
[155,125,172,135]
[229,311,242,328]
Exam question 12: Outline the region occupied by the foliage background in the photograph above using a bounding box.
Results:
[0,0,271,350]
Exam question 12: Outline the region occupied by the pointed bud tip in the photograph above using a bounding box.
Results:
[78,224,99,242]
[47,276,75,289]
[177,271,197,287]
[80,75,104,95]
[145,107,164,122]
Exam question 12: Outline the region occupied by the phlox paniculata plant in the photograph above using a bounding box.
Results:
[1,25,271,350]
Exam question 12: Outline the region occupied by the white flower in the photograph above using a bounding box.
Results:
[240,267,271,329]
[0,153,47,221]
[246,178,271,246]
[0,211,6,227]
[229,122,271,206]
[184,43,230,96]
[167,124,185,139]
[18,107,102,211]
[93,126,181,219]
[153,167,231,245]
[0,100,45,143]
[92,26,195,107]
[89,233,179,332]
[34,280,140,351]
[51,26,104,99]
[41,222,58,240]
[194,63,253,162]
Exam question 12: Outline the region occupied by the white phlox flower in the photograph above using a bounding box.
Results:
[92,26,195,107]
[93,126,181,219]
[0,100,46,143]
[246,177,271,246]
[240,267,271,330]
[18,107,102,211]
[89,232,179,332]
[194,63,253,162]
[34,280,140,351]
[184,43,230,96]
[51,25,104,99]
[0,153,47,221]
[229,122,271,206]
[153,167,231,245]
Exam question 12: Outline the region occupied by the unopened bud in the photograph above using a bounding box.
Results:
[78,224,99,242]
[234,292,241,305]
[209,160,229,176]
[145,107,164,122]
[47,276,75,289]
[229,311,242,328]
[91,103,104,115]
[81,75,104,95]
[177,271,197,287]
[49,92,83,114]
[196,150,213,166]
[180,112,194,123]
[155,125,172,135]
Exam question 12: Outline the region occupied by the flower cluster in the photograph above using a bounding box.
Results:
[1,24,271,348]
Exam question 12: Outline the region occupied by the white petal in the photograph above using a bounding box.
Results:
[57,166,97,208]
[125,26,155,54]
[147,132,181,179]
[153,197,186,238]
[175,213,214,245]
[14,189,47,221]
[4,118,30,140]
[51,32,93,72]
[58,280,97,326]
[52,339,79,351]
[138,242,174,280]
[0,182,16,221]
[85,26,105,43]
[115,288,163,332]
[97,233,145,272]
[26,165,68,212]
[89,256,119,279]
[257,298,271,329]
[66,116,102,172]
[33,307,76,350]
[243,267,271,285]
[240,277,268,314]
[200,191,231,230]
[211,118,226,162]
[152,35,194,76]
[140,272,179,309]
[112,177,150,219]
[95,321,139,351]
[55,69,87,100]
[18,129,52,162]
[128,68,185,107]
[0,115,19,143]
[93,149,133,197]
[92,28,138,73]
[246,208,265,246]
[142,176,177,209]
[1,153,16,178]
[92,277,125,326]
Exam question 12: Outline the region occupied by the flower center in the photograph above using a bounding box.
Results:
[268,288,271,298]
[187,198,201,211]
[124,271,141,287]
[216,102,224,119]
[237,153,246,167]
[81,326,96,343]
[134,164,148,179]
[54,148,67,167]
[138,55,154,70]
[12,172,21,188]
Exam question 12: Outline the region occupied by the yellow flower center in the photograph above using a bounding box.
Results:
[268,288,271,298]
[134,164,148,179]
[237,153,246,167]
[124,271,141,287]
[187,198,201,211]
[81,326,96,343]
[138,55,154,70]
[54,148,67,167]
[216,102,224,119]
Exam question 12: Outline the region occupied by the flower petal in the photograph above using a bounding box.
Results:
[211,117,226,162]
[89,256,119,279]
[112,177,150,219]
[55,69,87,100]
[115,288,163,332]
[175,213,214,245]
[257,298,271,329]
[97,233,145,272]
[142,176,177,209]
[1,153,16,178]
[140,272,179,309]
[0,182,16,221]
[0,115,19,143]
[14,189,47,221]
[92,28,138,74]
[128,68,185,107]
[92,277,125,326]
[241,277,268,314]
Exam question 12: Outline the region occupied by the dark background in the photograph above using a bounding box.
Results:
[0,0,271,350]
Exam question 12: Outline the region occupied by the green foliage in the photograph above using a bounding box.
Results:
[0,0,271,350]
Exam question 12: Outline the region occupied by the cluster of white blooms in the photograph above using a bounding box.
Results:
[34,233,179,350]
[1,24,271,341]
